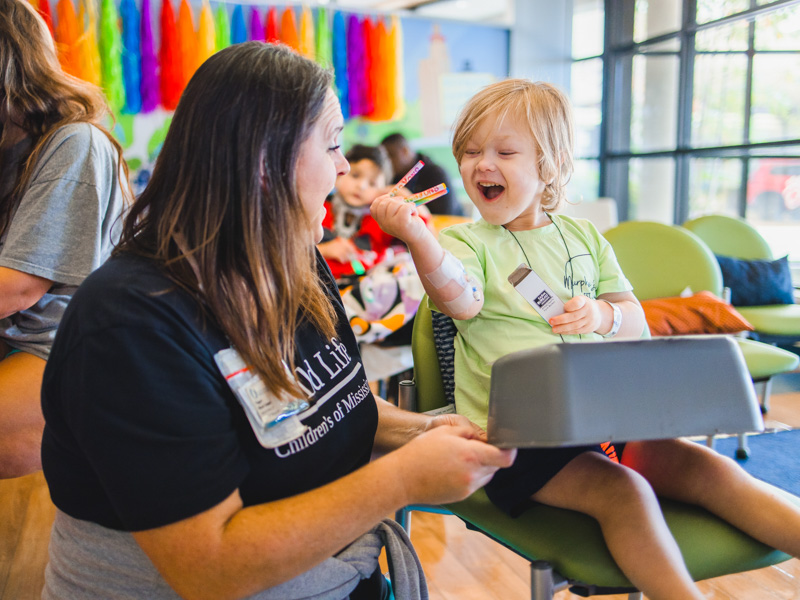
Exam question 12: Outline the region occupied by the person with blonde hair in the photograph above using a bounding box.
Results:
[0,0,128,478]
[40,43,514,600]
[371,78,800,600]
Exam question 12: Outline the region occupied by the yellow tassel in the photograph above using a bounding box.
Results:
[299,5,315,59]
[196,0,216,66]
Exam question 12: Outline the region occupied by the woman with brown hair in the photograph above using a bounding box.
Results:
[0,0,128,478]
[40,42,514,600]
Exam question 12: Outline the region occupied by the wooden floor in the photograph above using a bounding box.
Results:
[2,379,799,600]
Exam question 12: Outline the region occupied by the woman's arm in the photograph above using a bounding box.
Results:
[132,425,514,600]
[0,266,51,319]
[372,396,486,454]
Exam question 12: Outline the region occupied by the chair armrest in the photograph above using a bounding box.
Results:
[487,336,763,448]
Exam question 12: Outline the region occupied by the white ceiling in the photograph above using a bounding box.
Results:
[323,0,515,26]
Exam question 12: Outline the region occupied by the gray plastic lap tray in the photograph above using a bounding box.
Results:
[487,336,763,448]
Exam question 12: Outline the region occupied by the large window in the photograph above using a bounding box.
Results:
[572,0,800,264]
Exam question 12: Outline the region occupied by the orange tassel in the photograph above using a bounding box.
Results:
[280,7,299,51]
[177,0,197,88]
[55,0,80,76]
[77,0,102,85]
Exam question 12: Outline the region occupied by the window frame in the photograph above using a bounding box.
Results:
[589,0,800,225]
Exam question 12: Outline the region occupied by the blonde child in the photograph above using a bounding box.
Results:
[371,78,800,600]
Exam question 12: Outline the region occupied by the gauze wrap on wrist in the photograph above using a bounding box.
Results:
[425,250,483,313]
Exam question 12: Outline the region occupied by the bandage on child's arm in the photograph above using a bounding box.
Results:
[424,249,483,315]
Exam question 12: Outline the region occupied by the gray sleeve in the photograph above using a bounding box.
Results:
[0,123,125,286]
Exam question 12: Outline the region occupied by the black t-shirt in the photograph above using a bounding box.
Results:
[41,251,379,532]
[391,152,464,216]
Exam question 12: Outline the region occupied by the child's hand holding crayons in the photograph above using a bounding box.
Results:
[371,160,444,244]
[388,160,450,207]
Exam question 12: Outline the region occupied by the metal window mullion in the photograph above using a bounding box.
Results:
[600,0,635,218]
[675,0,696,224]
[739,4,757,216]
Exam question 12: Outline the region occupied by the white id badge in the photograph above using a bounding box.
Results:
[214,348,309,448]
[508,263,565,322]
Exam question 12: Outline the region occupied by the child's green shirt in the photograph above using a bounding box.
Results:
[434,215,633,429]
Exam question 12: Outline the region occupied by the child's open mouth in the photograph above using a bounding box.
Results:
[479,182,504,200]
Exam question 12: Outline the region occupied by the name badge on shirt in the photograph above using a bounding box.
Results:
[214,347,309,449]
[508,263,565,322]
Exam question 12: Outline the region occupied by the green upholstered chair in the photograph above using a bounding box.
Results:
[396,300,795,600]
[683,214,800,348]
[604,221,798,456]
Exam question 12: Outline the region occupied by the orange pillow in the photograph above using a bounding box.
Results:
[641,291,754,337]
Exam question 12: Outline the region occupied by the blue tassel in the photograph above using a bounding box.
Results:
[333,11,349,120]
[120,0,142,114]
[231,5,247,44]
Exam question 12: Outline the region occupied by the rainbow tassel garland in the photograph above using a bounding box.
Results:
[47,0,405,122]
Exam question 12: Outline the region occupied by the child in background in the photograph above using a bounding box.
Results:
[319,144,430,284]
[320,144,431,347]
[371,78,800,600]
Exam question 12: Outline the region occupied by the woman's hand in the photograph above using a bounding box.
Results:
[370,194,430,245]
[317,236,359,263]
[426,412,487,442]
[549,295,604,335]
[390,425,516,506]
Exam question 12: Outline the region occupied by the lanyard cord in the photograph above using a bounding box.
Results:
[503,213,580,341]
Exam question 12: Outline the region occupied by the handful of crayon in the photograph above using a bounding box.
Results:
[388,160,449,206]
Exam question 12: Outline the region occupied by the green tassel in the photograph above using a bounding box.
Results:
[315,7,332,69]
[99,0,126,113]
[215,4,231,51]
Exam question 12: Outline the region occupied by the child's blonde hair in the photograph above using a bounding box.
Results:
[452,79,575,212]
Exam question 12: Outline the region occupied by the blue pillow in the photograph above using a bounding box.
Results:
[715,254,795,306]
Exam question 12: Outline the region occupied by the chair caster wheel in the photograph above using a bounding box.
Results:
[735,448,750,459]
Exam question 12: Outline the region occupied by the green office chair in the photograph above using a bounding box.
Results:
[604,221,799,456]
[683,214,800,349]
[397,300,795,599]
